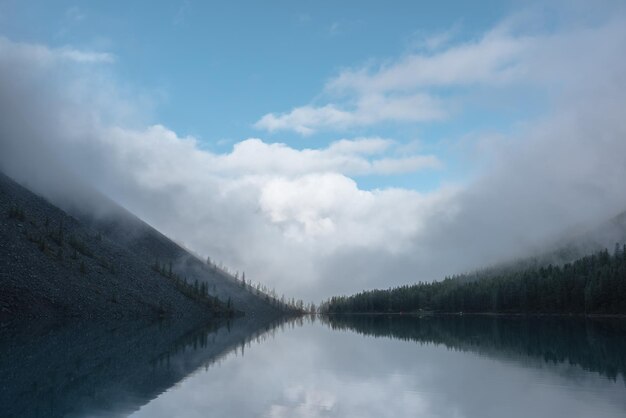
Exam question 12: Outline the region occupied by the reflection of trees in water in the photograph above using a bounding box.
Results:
[321,314,626,383]
[152,315,304,370]
[0,315,298,418]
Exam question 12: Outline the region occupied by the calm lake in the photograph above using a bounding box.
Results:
[2,315,625,417]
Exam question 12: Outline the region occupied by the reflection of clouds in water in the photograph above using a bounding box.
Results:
[131,320,626,418]
[266,374,453,418]
[269,386,336,417]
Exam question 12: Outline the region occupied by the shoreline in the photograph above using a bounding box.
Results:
[319,311,626,319]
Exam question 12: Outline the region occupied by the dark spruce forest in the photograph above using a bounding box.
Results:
[320,245,626,315]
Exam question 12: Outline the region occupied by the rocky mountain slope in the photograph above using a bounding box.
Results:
[0,171,288,321]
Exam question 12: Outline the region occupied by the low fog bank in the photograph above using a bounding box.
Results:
[2,13,626,301]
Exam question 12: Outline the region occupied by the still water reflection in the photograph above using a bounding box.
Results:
[2,315,625,417]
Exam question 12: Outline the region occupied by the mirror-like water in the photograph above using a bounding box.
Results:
[2,315,625,418]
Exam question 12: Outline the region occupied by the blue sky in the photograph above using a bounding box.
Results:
[0,0,533,191]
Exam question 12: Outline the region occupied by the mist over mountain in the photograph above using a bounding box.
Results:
[0,170,292,320]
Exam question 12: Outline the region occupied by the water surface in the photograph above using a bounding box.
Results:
[133,315,625,418]
[2,315,625,417]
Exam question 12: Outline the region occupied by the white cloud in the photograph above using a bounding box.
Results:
[0,37,447,299]
[0,36,114,65]
[326,137,391,155]
[2,5,626,303]
[332,19,626,94]
[58,47,114,63]
[255,93,445,135]
[256,8,626,135]
[326,32,531,94]
[211,137,440,176]
[256,26,531,134]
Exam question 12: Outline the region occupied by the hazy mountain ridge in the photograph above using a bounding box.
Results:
[445,210,626,287]
[0,171,285,321]
[63,178,296,319]
[320,213,626,314]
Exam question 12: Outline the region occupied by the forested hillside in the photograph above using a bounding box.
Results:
[320,246,626,315]
[0,171,299,320]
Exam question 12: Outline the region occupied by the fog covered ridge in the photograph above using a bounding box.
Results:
[2,4,626,301]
